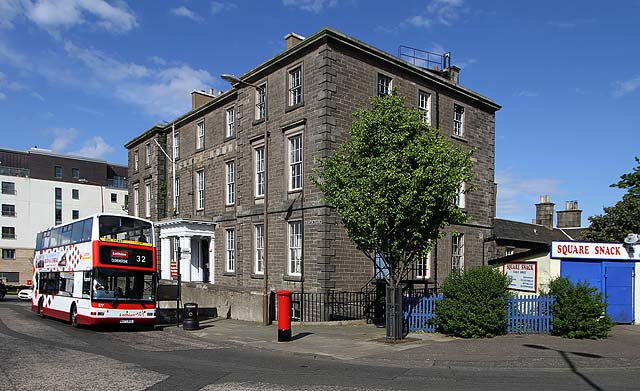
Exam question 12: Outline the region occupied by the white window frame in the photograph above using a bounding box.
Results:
[506,247,515,256]
[134,150,139,171]
[173,131,180,159]
[196,120,205,149]
[133,185,139,217]
[255,145,265,198]
[174,177,180,214]
[144,182,151,218]
[418,90,431,125]
[287,132,303,191]
[226,107,235,138]
[288,66,302,106]
[455,182,466,209]
[451,234,464,271]
[453,104,465,136]
[377,73,392,97]
[196,170,205,211]
[145,143,151,166]
[416,251,431,279]
[255,83,266,120]
[1,181,16,195]
[226,161,235,205]
[226,228,235,273]
[288,221,302,276]
[255,224,264,275]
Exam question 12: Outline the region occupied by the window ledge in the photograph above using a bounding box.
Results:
[285,102,304,113]
[251,273,265,279]
[252,118,266,127]
[223,135,236,142]
[223,272,236,277]
[288,189,302,195]
[283,275,303,282]
[451,134,468,143]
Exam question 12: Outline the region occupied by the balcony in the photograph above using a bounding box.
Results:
[0,166,30,177]
[107,178,128,189]
[398,45,451,72]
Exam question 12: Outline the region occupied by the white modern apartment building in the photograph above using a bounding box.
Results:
[0,147,129,285]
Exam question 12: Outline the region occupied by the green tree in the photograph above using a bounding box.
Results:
[582,157,640,242]
[312,93,473,338]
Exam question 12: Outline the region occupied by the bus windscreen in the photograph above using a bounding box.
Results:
[99,216,153,245]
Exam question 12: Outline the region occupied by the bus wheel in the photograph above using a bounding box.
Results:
[37,298,44,318]
[70,305,79,328]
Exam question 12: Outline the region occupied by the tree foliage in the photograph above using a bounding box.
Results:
[311,93,473,286]
[548,277,612,339]
[434,267,512,338]
[581,157,640,242]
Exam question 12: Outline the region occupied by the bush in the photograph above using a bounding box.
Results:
[434,266,512,338]
[549,277,613,339]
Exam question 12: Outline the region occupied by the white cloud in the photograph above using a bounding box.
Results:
[117,66,214,117]
[513,90,538,98]
[210,1,237,15]
[408,0,465,28]
[0,0,25,29]
[48,128,114,159]
[455,57,476,69]
[0,91,6,100]
[63,40,149,81]
[69,136,113,158]
[170,6,202,22]
[2,0,137,34]
[50,128,79,152]
[496,169,562,221]
[613,77,640,97]
[282,0,337,13]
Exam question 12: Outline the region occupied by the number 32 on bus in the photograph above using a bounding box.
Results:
[32,214,157,328]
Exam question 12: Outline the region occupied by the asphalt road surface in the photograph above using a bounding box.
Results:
[0,297,636,391]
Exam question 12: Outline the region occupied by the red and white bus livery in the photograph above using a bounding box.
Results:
[32,214,157,327]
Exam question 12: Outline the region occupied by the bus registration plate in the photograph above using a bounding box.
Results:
[119,319,134,324]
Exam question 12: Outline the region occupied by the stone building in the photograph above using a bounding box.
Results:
[125,28,500,321]
[0,147,128,285]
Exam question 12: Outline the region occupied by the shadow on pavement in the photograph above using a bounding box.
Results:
[291,332,314,341]
[523,344,604,391]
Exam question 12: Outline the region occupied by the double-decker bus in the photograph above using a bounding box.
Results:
[32,213,157,327]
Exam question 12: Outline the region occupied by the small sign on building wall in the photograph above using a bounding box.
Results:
[503,262,537,293]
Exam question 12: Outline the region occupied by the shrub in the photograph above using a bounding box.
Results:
[434,266,511,338]
[549,277,613,339]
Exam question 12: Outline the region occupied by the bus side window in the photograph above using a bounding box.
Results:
[82,271,91,298]
[72,220,84,243]
[82,219,93,242]
[50,228,61,248]
[42,230,51,249]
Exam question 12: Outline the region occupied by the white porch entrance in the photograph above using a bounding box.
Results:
[156,219,216,283]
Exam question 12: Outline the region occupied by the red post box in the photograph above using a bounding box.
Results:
[276,290,293,342]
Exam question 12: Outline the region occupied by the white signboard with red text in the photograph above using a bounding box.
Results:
[503,262,537,292]
[551,241,632,260]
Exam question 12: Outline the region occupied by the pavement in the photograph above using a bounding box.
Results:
[162,317,640,369]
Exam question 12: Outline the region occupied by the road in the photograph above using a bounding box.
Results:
[0,297,636,391]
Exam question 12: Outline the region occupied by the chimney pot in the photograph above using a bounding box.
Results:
[285,32,305,50]
[209,88,215,95]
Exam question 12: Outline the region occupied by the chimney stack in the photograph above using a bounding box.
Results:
[285,32,305,50]
[535,195,555,229]
[445,66,461,85]
[557,200,582,228]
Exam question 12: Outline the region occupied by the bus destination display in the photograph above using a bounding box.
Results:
[99,245,153,268]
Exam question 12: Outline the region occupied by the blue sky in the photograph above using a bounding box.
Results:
[0,0,638,226]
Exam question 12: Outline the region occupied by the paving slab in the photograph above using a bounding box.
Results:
[163,318,640,369]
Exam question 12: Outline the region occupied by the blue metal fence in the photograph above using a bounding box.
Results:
[404,294,556,334]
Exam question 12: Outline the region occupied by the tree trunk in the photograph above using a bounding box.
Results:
[385,285,405,340]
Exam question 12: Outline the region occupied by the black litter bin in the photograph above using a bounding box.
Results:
[183,303,200,330]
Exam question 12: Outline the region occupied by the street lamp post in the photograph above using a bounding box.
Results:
[221,73,270,326]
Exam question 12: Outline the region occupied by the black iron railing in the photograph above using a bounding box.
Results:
[398,45,451,71]
[276,291,375,322]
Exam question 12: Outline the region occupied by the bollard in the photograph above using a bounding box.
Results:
[276,290,293,342]
[183,302,200,330]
